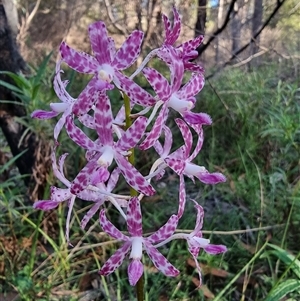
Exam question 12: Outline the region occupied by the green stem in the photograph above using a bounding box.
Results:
[123,92,144,300]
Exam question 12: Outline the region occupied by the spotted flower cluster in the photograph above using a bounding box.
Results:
[32,7,227,286]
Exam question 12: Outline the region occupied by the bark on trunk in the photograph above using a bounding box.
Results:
[0,2,51,201]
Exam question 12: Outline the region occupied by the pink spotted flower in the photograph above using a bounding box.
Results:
[65,93,155,196]
[60,21,155,115]
[99,197,179,286]
[140,47,211,150]
[152,119,225,218]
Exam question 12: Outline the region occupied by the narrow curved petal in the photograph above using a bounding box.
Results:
[72,78,112,116]
[190,201,204,236]
[70,158,99,194]
[180,35,204,58]
[177,73,205,99]
[99,209,129,241]
[190,252,203,287]
[33,200,60,210]
[106,168,120,192]
[204,244,227,255]
[81,201,103,229]
[175,118,192,155]
[127,197,143,236]
[164,157,185,175]
[50,186,71,202]
[183,61,205,73]
[65,115,97,150]
[189,125,204,161]
[113,30,144,70]
[147,215,178,244]
[78,114,95,129]
[197,172,226,184]
[143,67,171,101]
[183,111,212,125]
[114,153,155,196]
[144,242,179,277]
[115,71,156,107]
[164,7,181,45]
[139,105,169,150]
[95,94,113,145]
[178,174,186,219]
[99,241,132,276]
[60,42,98,73]
[116,116,147,151]
[128,259,144,286]
[54,110,70,141]
[88,21,111,64]
[31,110,59,119]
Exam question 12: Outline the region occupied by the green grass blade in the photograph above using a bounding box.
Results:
[266,244,300,279]
[265,279,300,301]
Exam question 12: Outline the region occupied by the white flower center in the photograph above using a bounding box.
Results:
[193,237,210,247]
[184,163,206,176]
[98,64,115,82]
[50,102,69,113]
[97,146,114,166]
[168,94,193,113]
[129,237,144,259]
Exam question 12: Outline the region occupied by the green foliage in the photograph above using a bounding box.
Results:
[1,55,300,300]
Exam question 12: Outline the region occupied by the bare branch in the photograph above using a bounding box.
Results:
[197,0,238,55]
[207,0,287,79]
[102,0,127,35]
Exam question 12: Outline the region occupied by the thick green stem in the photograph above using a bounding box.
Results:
[123,92,144,300]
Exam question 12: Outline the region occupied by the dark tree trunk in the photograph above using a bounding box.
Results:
[0,3,51,201]
[250,0,263,66]
[195,0,207,36]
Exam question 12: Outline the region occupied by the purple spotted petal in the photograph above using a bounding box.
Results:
[115,71,156,107]
[178,174,186,219]
[33,200,60,210]
[60,42,98,74]
[99,242,132,276]
[106,168,120,192]
[114,152,155,196]
[88,21,111,64]
[95,94,114,146]
[197,172,226,185]
[31,110,59,119]
[144,242,179,277]
[183,111,212,125]
[128,259,144,286]
[189,125,204,161]
[165,157,185,175]
[139,105,169,150]
[112,30,144,70]
[70,158,99,194]
[164,6,181,45]
[204,244,227,255]
[78,114,95,129]
[143,67,171,101]
[73,78,112,116]
[99,209,129,241]
[65,115,97,150]
[153,126,173,158]
[127,197,143,236]
[116,117,147,151]
[147,215,178,244]
[175,118,192,155]
[183,61,205,73]
[81,201,103,229]
[181,35,204,59]
[177,73,205,99]
[190,201,204,236]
